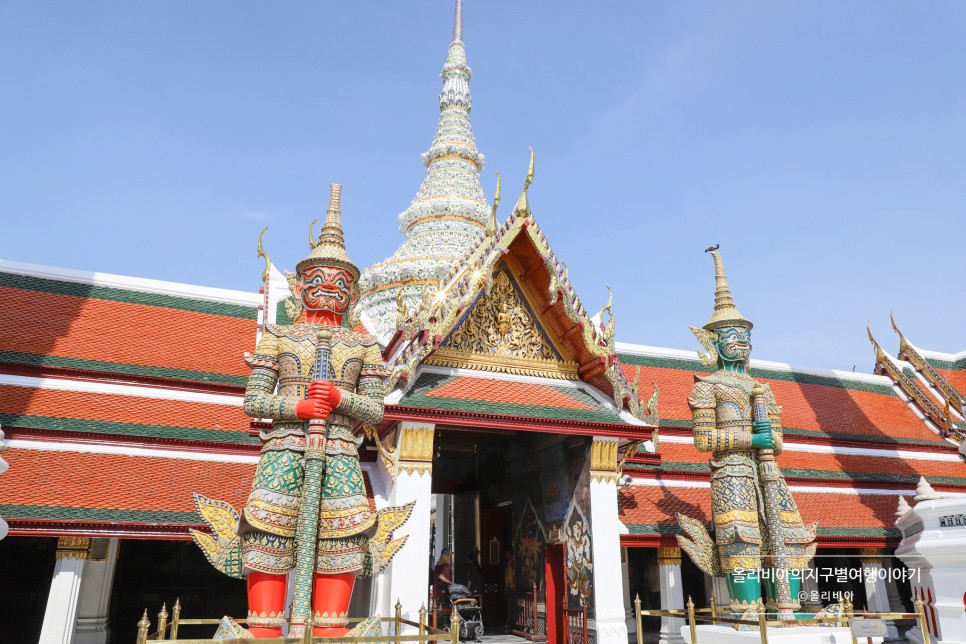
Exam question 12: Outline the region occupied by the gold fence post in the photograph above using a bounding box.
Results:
[419,603,427,638]
[634,594,643,644]
[170,598,181,640]
[158,602,169,641]
[915,597,931,644]
[395,599,404,644]
[687,596,698,644]
[710,597,717,624]
[303,616,315,644]
[757,605,768,644]
[136,609,150,644]
[451,606,461,644]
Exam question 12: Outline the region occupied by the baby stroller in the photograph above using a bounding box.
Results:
[447,584,484,641]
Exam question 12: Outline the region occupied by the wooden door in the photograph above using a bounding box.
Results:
[544,543,566,644]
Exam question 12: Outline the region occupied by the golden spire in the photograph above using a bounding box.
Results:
[296,183,359,279]
[890,310,911,353]
[486,172,501,236]
[513,147,535,215]
[703,248,752,330]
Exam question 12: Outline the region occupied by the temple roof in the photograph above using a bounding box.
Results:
[0,261,259,389]
[618,343,953,447]
[387,366,649,438]
[358,0,490,340]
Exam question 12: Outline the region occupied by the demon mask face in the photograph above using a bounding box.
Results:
[714,326,752,365]
[297,264,357,315]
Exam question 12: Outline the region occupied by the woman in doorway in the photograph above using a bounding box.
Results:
[433,548,454,606]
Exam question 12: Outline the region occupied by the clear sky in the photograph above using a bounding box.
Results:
[2,1,964,373]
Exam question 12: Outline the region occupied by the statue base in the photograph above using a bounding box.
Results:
[681,625,883,644]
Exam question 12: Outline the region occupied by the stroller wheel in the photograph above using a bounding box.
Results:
[459,623,469,640]
[474,624,484,640]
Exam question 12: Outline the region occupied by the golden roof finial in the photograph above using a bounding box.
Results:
[296,183,359,280]
[703,248,752,330]
[513,147,535,215]
[867,322,887,364]
[486,172,501,236]
[257,227,271,284]
[890,310,910,352]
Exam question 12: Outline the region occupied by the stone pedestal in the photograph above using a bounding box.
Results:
[896,495,966,643]
[588,440,629,644]
[658,547,685,644]
[682,625,881,644]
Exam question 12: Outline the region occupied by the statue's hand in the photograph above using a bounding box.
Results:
[750,429,773,450]
[296,397,332,420]
[752,420,771,434]
[308,380,342,408]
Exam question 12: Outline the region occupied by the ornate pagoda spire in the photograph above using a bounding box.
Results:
[358,0,490,340]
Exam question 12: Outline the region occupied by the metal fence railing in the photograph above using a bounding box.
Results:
[632,594,935,644]
[135,599,456,644]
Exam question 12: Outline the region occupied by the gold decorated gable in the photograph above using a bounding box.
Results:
[426,268,579,379]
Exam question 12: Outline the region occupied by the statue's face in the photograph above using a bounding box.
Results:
[298,265,356,314]
[714,326,752,364]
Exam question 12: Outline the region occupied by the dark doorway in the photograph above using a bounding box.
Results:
[0,536,57,643]
[481,504,512,632]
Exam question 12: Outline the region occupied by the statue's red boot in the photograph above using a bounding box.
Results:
[312,572,356,636]
[247,572,287,638]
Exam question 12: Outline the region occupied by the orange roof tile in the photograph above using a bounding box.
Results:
[936,367,966,398]
[621,360,946,445]
[0,385,249,440]
[426,377,595,410]
[618,484,899,536]
[0,285,256,383]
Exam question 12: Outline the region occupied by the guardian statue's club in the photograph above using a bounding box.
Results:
[676,248,817,621]
[191,184,412,639]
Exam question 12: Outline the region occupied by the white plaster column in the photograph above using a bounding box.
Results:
[73,539,119,644]
[381,423,435,633]
[707,574,730,610]
[859,548,899,641]
[658,546,685,644]
[884,569,904,612]
[589,437,629,644]
[40,537,91,644]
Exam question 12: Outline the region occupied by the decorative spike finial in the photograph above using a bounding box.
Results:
[453,0,463,42]
[486,172,500,236]
[914,476,939,501]
[702,248,752,330]
[296,183,359,280]
[896,495,911,516]
[257,227,271,284]
[890,310,911,352]
[513,147,535,215]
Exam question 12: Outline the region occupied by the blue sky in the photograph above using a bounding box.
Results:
[2,1,964,372]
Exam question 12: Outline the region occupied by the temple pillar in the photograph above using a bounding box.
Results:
[884,568,904,612]
[706,574,729,609]
[860,548,899,641]
[589,437,629,644]
[622,548,636,638]
[382,422,435,632]
[657,546,685,644]
[74,539,119,644]
[40,537,92,644]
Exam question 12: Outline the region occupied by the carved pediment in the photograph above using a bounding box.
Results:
[426,268,579,379]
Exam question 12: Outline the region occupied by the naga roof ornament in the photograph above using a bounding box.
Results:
[358,0,490,340]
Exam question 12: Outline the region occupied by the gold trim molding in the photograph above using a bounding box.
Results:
[56,537,92,560]
[398,426,434,462]
[657,546,682,566]
[425,347,579,380]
